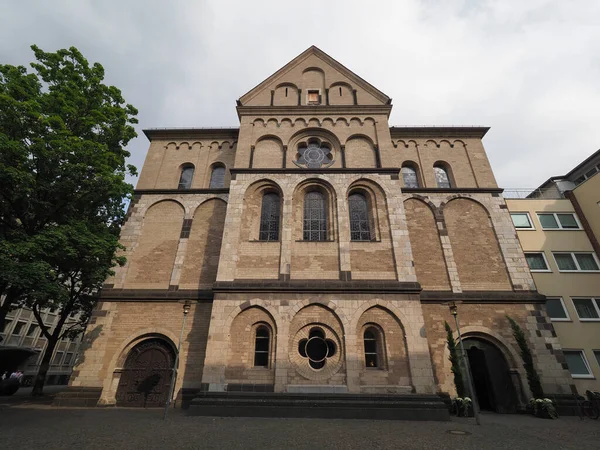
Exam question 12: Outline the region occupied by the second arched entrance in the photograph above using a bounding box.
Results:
[462,337,519,413]
[115,338,175,408]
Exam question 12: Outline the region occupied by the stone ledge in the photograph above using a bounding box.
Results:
[213,280,422,294]
[99,289,214,301]
[420,290,545,304]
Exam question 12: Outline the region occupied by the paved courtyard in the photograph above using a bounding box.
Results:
[0,404,598,449]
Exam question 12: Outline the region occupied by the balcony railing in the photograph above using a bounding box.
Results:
[503,188,567,200]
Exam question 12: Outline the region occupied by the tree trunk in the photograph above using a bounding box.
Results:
[31,336,58,396]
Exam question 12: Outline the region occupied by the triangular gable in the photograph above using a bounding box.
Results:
[239,46,391,106]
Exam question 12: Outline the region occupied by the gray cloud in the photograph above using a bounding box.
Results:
[1,0,599,187]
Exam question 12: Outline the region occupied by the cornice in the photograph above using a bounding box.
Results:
[389,126,490,139]
[420,290,545,304]
[230,168,400,176]
[143,128,239,141]
[237,105,392,119]
[213,280,422,294]
[99,288,214,301]
[133,188,229,195]
[402,187,503,194]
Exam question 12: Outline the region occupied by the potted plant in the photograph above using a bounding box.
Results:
[527,398,558,419]
[452,397,473,417]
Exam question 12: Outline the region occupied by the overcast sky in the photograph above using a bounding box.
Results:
[1,0,599,188]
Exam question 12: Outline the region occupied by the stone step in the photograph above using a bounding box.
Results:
[52,387,102,407]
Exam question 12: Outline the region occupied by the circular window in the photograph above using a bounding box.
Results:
[294,142,334,169]
[298,327,338,370]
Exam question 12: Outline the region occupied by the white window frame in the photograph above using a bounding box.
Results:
[571,297,600,322]
[524,252,551,272]
[545,297,570,322]
[536,212,582,230]
[563,349,595,379]
[594,350,600,369]
[510,212,535,230]
[552,252,600,273]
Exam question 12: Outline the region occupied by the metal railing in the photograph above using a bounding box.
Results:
[502,188,567,200]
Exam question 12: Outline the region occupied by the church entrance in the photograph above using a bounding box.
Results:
[463,337,518,413]
[115,339,175,408]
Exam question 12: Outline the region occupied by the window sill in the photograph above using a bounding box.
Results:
[515,227,536,231]
[541,228,583,231]
[530,270,552,273]
[577,318,600,322]
[249,240,281,243]
[295,240,336,243]
[571,374,595,379]
[350,239,381,243]
[557,270,600,273]
[549,318,571,322]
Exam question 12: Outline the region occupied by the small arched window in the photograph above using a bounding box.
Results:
[259,193,280,241]
[254,326,270,367]
[434,164,452,188]
[348,193,371,241]
[209,166,225,189]
[178,165,195,190]
[401,165,419,188]
[364,328,380,368]
[303,191,327,241]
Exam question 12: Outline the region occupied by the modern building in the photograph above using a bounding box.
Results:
[0,304,83,386]
[60,47,573,414]
[506,150,600,394]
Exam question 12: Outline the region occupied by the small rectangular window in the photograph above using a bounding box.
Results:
[511,213,534,229]
[553,252,600,272]
[537,213,580,230]
[545,298,569,321]
[26,324,38,337]
[64,353,74,365]
[307,90,320,105]
[12,321,27,336]
[52,351,64,366]
[1,319,12,334]
[574,176,586,185]
[563,350,593,378]
[585,167,597,178]
[572,298,600,320]
[524,253,550,272]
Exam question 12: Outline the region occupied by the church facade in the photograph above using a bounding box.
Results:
[65,47,573,411]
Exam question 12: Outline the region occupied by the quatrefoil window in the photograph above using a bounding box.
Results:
[297,327,337,369]
[294,141,334,169]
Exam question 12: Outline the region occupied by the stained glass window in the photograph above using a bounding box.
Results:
[434,165,451,188]
[303,191,327,241]
[401,166,419,188]
[209,166,225,189]
[295,143,333,169]
[349,193,371,241]
[259,193,280,241]
[178,165,194,189]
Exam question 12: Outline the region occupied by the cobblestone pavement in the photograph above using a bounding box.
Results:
[0,405,598,450]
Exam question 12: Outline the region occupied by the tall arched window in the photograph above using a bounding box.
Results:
[259,193,280,241]
[254,326,270,367]
[303,191,327,241]
[348,193,371,241]
[178,165,195,190]
[209,165,225,189]
[364,328,380,368]
[434,164,452,188]
[401,165,419,188]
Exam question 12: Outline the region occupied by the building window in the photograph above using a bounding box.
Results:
[511,213,534,229]
[553,252,600,272]
[364,328,381,368]
[348,193,371,241]
[401,165,419,188]
[537,213,581,230]
[307,90,320,105]
[563,350,594,378]
[434,165,451,188]
[1,319,12,334]
[594,350,600,368]
[209,166,225,189]
[524,252,551,272]
[545,298,570,321]
[52,351,64,366]
[64,353,74,366]
[303,191,327,241]
[572,298,600,321]
[259,193,281,241]
[177,164,194,189]
[26,324,38,337]
[254,326,270,367]
[12,321,26,336]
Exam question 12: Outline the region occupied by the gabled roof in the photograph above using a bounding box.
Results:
[238,46,391,105]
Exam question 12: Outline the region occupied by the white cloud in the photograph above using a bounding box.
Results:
[1,0,599,187]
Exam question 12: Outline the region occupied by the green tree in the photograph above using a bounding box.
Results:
[0,45,137,394]
[445,321,466,397]
[506,315,544,398]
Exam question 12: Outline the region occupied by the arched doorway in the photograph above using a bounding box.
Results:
[462,337,518,413]
[115,338,175,407]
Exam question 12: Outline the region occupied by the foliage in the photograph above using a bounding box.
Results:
[0,45,137,394]
[452,397,473,417]
[506,315,544,399]
[445,320,466,397]
[528,398,558,419]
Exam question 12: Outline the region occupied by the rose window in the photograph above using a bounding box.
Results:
[297,327,337,369]
[294,142,334,169]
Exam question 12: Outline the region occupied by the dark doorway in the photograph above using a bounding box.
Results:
[115,339,175,408]
[463,337,518,413]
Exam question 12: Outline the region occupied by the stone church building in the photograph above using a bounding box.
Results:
[63,47,573,413]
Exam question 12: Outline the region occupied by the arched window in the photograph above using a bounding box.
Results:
[177,165,194,190]
[401,165,419,188]
[303,191,327,241]
[348,193,371,241]
[434,164,452,188]
[254,326,270,367]
[259,193,280,241]
[364,328,380,368]
[209,166,225,189]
